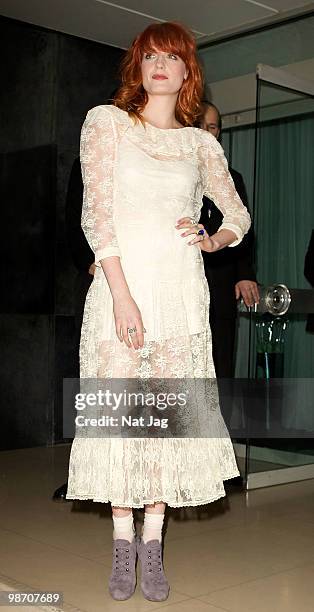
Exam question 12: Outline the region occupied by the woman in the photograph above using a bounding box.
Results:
[66,21,251,602]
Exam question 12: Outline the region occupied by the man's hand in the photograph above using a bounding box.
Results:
[88,263,96,276]
[235,280,260,307]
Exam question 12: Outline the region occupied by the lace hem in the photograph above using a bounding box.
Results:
[66,437,240,508]
[65,482,240,509]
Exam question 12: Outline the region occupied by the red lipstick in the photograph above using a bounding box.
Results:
[152,74,168,80]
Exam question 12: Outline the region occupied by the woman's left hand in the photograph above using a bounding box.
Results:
[175,217,217,252]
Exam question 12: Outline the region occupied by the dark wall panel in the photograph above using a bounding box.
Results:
[0,16,124,449]
[0,19,57,153]
[0,315,54,450]
[0,146,56,315]
[56,34,122,150]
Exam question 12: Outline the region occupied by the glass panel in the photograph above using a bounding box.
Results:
[247,76,314,479]
[198,11,314,485]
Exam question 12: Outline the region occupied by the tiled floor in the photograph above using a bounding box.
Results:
[1,444,314,611]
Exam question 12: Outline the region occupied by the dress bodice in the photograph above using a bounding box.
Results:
[79,104,251,270]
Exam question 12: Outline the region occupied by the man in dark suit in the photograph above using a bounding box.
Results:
[65,157,95,359]
[53,157,94,501]
[199,102,259,381]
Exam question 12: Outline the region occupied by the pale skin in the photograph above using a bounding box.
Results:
[100,49,240,519]
[201,105,260,307]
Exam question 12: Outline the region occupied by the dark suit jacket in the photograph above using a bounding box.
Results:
[65,157,94,273]
[304,230,314,332]
[199,167,256,319]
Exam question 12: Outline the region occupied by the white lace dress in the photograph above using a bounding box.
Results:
[66,104,251,508]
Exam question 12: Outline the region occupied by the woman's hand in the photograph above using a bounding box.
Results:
[175,217,217,252]
[113,293,146,349]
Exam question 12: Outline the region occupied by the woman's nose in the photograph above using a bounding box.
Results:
[155,54,166,68]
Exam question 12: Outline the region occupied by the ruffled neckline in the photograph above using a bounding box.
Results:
[104,104,211,156]
[109,104,197,134]
[143,120,195,133]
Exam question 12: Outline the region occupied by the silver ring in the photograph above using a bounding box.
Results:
[128,327,147,334]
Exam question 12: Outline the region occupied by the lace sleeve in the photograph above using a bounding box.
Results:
[203,135,251,247]
[80,105,121,265]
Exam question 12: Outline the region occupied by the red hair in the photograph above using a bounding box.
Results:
[113,22,204,127]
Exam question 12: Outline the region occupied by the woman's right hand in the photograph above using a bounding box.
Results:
[113,294,146,349]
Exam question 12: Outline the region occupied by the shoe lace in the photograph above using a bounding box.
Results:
[145,545,163,577]
[114,543,132,575]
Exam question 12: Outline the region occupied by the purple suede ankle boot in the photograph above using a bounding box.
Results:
[108,538,137,600]
[137,537,170,601]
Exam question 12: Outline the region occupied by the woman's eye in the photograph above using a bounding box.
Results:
[145,53,155,60]
[168,53,178,60]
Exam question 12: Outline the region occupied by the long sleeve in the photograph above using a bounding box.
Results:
[229,169,256,281]
[202,135,251,247]
[80,105,121,265]
[235,229,257,281]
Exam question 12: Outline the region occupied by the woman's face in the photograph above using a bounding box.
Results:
[141,48,188,96]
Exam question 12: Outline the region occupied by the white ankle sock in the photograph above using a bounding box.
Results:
[112,512,135,543]
[142,512,164,543]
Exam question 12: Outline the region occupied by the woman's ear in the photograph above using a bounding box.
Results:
[184,70,189,80]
